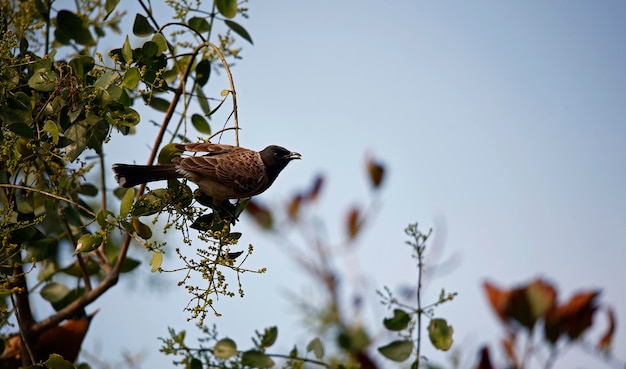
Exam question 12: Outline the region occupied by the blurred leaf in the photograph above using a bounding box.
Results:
[366,156,385,189]
[195,59,211,86]
[51,287,85,311]
[147,96,171,112]
[191,113,211,134]
[104,0,120,19]
[196,86,211,116]
[69,55,95,77]
[597,307,616,353]
[158,143,181,165]
[306,337,324,360]
[64,120,90,161]
[214,338,237,359]
[545,290,600,342]
[78,183,98,197]
[383,309,411,331]
[241,350,274,369]
[378,340,413,362]
[304,174,324,202]
[428,318,453,351]
[132,189,168,217]
[40,282,70,303]
[188,17,211,33]
[260,326,278,348]
[287,194,302,220]
[188,358,202,369]
[150,251,163,272]
[216,0,237,18]
[120,187,135,217]
[224,20,253,44]
[132,216,153,239]
[61,259,101,277]
[346,207,361,239]
[55,10,94,45]
[45,353,75,369]
[133,14,155,37]
[245,200,273,229]
[475,346,495,369]
[7,123,34,138]
[220,89,230,97]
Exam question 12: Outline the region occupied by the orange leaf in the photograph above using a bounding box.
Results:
[545,290,600,342]
[287,194,302,220]
[483,281,511,325]
[597,307,616,353]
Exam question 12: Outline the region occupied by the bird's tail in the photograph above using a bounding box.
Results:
[112,164,181,188]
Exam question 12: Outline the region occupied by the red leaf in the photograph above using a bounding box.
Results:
[483,281,511,325]
[287,194,302,220]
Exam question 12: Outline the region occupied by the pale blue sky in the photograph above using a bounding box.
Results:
[83,1,626,368]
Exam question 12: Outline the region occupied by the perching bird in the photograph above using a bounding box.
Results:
[0,310,98,368]
[112,143,301,205]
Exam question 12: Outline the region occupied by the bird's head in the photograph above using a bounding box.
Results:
[260,145,301,178]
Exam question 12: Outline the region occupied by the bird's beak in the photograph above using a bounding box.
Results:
[288,152,302,160]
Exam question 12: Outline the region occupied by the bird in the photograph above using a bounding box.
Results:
[0,310,98,368]
[112,143,301,205]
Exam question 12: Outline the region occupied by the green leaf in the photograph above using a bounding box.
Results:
[7,123,34,138]
[131,189,168,217]
[151,33,168,56]
[158,143,181,165]
[188,358,202,369]
[306,337,324,360]
[383,309,411,331]
[55,10,94,45]
[120,187,135,217]
[28,68,59,92]
[428,318,453,351]
[122,67,140,89]
[118,256,141,273]
[43,120,59,144]
[195,59,211,86]
[241,350,274,369]
[195,86,211,116]
[44,353,75,369]
[69,55,95,77]
[150,251,163,272]
[188,17,211,33]
[142,41,158,58]
[216,0,238,18]
[64,120,90,161]
[122,35,133,63]
[260,326,278,348]
[73,233,102,255]
[105,0,120,19]
[191,113,211,135]
[133,14,155,37]
[40,282,70,303]
[214,338,237,359]
[132,217,153,239]
[78,183,98,197]
[224,20,253,44]
[147,96,171,112]
[378,340,413,362]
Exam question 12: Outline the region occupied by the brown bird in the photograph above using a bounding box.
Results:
[0,310,98,368]
[112,143,301,205]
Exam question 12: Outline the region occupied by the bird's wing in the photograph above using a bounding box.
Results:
[176,149,267,194]
[175,142,236,155]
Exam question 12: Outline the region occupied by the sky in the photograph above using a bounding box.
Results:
[69,1,626,368]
